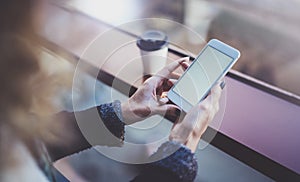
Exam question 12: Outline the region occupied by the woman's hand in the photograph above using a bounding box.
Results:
[121,57,189,125]
[169,82,223,152]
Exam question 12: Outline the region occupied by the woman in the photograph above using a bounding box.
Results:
[0,1,222,181]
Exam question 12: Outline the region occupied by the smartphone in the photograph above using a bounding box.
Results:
[167,39,240,112]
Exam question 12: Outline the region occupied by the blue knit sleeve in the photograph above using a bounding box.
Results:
[132,141,198,182]
[97,100,125,141]
[98,102,198,181]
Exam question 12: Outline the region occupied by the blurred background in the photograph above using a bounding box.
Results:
[51,0,300,96]
[36,0,300,181]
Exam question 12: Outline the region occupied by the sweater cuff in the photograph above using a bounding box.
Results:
[149,141,198,182]
[97,100,125,141]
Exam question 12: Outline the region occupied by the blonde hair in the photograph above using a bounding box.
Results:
[0,33,65,142]
[0,0,72,168]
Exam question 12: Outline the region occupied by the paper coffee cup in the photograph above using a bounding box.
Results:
[137,30,168,76]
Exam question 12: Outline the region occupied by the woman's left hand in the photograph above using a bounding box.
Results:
[121,57,189,125]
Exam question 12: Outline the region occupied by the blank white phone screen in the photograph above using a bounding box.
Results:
[173,46,233,106]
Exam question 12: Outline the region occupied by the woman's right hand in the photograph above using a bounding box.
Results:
[169,82,223,153]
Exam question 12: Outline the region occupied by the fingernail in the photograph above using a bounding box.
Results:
[159,97,169,104]
[220,81,226,89]
[179,57,190,63]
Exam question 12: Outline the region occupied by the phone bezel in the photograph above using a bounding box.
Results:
[167,39,240,112]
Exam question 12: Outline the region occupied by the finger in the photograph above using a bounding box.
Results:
[168,62,189,79]
[163,62,190,79]
[203,80,223,102]
[199,83,222,113]
[170,72,181,79]
[210,82,222,106]
[161,91,168,98]
[219,79,226,89]
[156,78,177,95]
[162,78,177,91]
[156,57,189,79]
[180,61,190,71]
[159,97,169,104]
[167,78,177,86]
